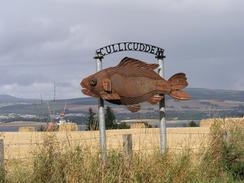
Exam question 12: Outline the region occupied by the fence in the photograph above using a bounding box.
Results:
[0,127,210,166]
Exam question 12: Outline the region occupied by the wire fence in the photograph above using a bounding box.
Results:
[0,128,212,162]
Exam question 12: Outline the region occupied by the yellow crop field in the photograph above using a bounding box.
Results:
[200,117,244,127]
[0,127,210,160]
[0,118,243,182]
[1,117,243,160]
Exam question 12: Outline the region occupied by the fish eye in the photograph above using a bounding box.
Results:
[89,79,97,86]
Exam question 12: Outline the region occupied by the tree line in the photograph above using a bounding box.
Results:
[86,106,129,130]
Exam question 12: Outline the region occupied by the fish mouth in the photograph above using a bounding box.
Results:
[80,79,89,89]
[81,87,98,98]
[81,79,97,97]
[82,88,91,95]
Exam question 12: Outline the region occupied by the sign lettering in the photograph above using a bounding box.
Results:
[96,42,164,57]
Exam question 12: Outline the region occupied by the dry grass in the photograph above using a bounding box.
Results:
[1,127,210,160]
[0,119,242,182]
[0,118,243,182]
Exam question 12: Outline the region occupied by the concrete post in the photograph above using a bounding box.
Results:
[123,134,132,161]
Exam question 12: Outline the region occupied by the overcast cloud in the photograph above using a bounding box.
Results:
[0,0,243,99]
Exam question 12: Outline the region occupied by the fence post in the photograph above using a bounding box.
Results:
[123,134,132,161]
[224,130,230,145]
[0,139,4,170]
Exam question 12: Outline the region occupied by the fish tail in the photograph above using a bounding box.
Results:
[168,73,191,100]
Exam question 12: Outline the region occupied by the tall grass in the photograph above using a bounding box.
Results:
[2,119,244,183]
[198,119,244,182]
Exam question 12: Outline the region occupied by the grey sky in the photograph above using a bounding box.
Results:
[0,0,243,99]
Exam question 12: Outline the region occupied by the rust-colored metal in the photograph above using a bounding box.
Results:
[81,57,190,112]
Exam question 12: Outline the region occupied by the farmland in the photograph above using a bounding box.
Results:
[0,118,243,182]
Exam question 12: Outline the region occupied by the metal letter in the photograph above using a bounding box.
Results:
[118,43,123,51]
[139,43,145,51]
[145,44,151,52]
[105,46,112,54]
[111,44,118,53]
[128,42,133,50]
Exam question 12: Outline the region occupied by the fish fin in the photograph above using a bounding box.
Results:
[148,95,164,104]
[168,73,190,100]
[147,64,159,70]
[118,57,159,70]
[82,89,99,98]
[127,104,141,112]
[169,90,191,100]
[100,92,121,100]
[168,73,188,90]
[102,79,112,92]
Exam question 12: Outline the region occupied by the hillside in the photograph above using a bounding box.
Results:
[0,94,39,104]
[1,88,244,105]
[0,95,25,103]
[0,88,244,122]
[185,88,244,101]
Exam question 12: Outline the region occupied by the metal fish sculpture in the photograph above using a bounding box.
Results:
[81,57,190,112]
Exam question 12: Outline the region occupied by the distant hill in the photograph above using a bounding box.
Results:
[1,88,244,104]
[59,88,244,104]
[0,94,39,104]
[0,94,23,103]
[56,97,97,105]
[185,88,244,102]
[1,88,244,121]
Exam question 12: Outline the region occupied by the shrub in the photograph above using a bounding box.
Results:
[197,119,244,182]
[188,120,198,127]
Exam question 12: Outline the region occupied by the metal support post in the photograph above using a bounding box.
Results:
[94,54,107,164]
[156,52,167,153]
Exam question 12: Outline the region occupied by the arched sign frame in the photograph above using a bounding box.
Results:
[95,42,165,58]
[94,42,166,163]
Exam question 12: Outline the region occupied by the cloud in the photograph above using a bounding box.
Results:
[0,0,243,98]
[0,80,81,99]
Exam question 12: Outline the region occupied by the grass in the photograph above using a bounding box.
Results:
[1,119,243,183]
